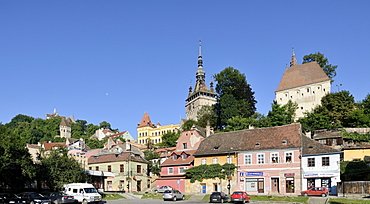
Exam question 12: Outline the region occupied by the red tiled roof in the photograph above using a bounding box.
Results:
[276,62,330,92]
[194,123,303,156]
[301,136,340,155]
[42,142,66,150]
[88,152,148,164]
[137,113,155,127]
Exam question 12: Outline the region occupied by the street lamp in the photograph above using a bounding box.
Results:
[227,147,233,197]
[336,84,342,92]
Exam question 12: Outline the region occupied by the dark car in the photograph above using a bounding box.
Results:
[17,192,51,204]
[301,187,329,197]
[42,192,76,204]
[230,191,250,203]
[210,192,228,203]
[0,193,22,204]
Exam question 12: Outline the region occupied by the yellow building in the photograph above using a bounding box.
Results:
[88,151,149,192]
[137,113,180,145]
[187,152,237,194]
[343,146,370,161]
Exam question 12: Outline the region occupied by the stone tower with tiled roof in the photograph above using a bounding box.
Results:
[185,41,217,121]
[60,117,71,138]
[275,51,331,120]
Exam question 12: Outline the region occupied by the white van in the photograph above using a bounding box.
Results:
[63,183,102,204]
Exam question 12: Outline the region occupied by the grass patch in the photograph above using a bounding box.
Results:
[329,198,370,204]
[141,193,163,199]
[101,193,125,200]
[201,194,210,201]
[250,195,309,203]
[184,194,192,200]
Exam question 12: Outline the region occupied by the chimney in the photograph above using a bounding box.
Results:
[206,120,211,137]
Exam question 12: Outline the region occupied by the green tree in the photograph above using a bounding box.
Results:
[185,163,236,183]
[99,121,111,130]
[303,52,338,81]
[0,124,35,191]
[157,132,180,147]
[213,67,256,130]
[181,119,198,131]
[144,150,161,176]
[266,100,297,127]
[197,105,217,128]
[37,147,90,191]
[6,114,34,129]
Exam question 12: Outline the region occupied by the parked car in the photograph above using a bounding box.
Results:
[154,186,173,193]
[210,192,228,203]
[42,192,77,204]
[0,193,22,204]
[162,190,184,201]
[230,191,250,203]
[301,187,329,197]
[17,192,51,204]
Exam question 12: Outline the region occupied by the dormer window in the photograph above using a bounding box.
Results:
[182,154,187,159]
[255,142,260,146]
[172,155,177,160]
[282,140,287,145]
[214,146,220,150]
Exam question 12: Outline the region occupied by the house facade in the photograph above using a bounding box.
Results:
[301,136,341,195]
[156,127,206,192]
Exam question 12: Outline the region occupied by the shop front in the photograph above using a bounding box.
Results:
[302,172,340,195]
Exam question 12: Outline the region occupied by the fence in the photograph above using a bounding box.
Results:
[337,181,370,196]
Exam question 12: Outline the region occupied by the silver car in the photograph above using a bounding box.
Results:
[163,190,184,201]
[155,186,173,193]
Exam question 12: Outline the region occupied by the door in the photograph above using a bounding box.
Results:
[137,180,141,192]
[201,184,206,193]
[286,178,294,193]
[258,178,264,193]
[271,178,279,193]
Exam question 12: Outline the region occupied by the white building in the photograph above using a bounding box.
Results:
[275,51,331,120]
[301,136,341,195]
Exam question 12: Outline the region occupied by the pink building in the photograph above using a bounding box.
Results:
[236,124,302,195]
[156,126,206,192]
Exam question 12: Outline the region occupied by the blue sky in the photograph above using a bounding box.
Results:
[1,1,370,139]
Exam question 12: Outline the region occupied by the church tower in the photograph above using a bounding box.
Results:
[185,41,217,121]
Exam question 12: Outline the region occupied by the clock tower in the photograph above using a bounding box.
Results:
[185,41,217,121]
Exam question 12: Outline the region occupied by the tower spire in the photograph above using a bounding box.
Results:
[290,47,298,67]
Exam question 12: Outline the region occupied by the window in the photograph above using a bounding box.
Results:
[95,166,99,171]
[322,157,330,166]
[168,168,173,174]
[107,165,111,172]
[172,155,177,160]
[227,156,232,164]
[137,165,142,173]
[257,154,264,164]
[202,159,206,165]
[120,164,124,173]
[182,154,187,159]
[244,155,251,165]
[308,158,315,167]
[179,167,187,174]
[89,167,92,170]
[183,143,187,149]
[285,152,292,162]
[213,158,218,164]
[271,153,279,163]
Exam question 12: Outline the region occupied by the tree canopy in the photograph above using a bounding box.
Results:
[213,67,256,130]
[185,163,236,183]
[302,52,338,81]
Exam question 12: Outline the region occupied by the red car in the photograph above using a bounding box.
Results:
[230,191,250,203]
[301,187,329,197]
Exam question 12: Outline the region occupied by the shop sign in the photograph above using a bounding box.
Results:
[284,173,295,177]
[303,173,335,178]
[239,172,263,177]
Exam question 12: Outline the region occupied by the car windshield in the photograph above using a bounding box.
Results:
[233,192,243,195]
[30,193,44,198]
[84,188,97,193]
[163,190,172,193]
[211,192,221,195]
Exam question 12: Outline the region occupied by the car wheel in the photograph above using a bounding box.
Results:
[55,200,59,204]
[303,193,308,196]
[220,199,224,203]
[321,193,327,197]
[30,201,34,204]
[82,199,88,204]
[173,196,177,201]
